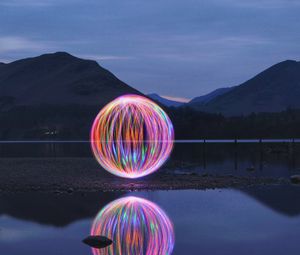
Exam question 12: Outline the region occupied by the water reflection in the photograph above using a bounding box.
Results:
[2,189,300,255]
[240,185,300,217]
[0,192,122,226]
[90,196,175,255]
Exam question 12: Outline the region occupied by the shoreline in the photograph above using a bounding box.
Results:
[0,158,290,194]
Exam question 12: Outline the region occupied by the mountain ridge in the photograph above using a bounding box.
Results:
[190,59,300,116]
[148,93,184,107]
[0,52,141,107]
[189,87,233,105]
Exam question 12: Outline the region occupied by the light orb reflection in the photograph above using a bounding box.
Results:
[91,196,175,255]
[90,94,174,178]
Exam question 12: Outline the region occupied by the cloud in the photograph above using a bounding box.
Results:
[0,0,80,7]
[0,0,53,7]
[216,0,300,9]
[143,35,272,62]
[78,54,135,61]
[0,37,133,63]
[160,95,190,103]
[0,36,52,53]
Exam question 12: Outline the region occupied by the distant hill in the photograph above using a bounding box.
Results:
[0,52,140,108]
[189,87,233,105]
[148,93,184,107]
[0,52,142,139]
[190,60,300,116]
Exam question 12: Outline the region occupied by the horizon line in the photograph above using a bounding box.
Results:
[0,139,298,144]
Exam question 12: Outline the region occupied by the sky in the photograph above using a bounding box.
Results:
[0,0,299,102]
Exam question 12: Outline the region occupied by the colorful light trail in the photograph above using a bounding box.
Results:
[91,94,174,178]
[91,196,175,255]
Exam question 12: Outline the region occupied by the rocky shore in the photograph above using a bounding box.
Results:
[0,158,289,194]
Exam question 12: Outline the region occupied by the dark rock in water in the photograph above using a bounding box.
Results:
[290,175,300,184]
[246,166,255,172]
[82,235,112,249]
[67,187,74,194]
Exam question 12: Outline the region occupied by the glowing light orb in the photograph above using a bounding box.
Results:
[91,196,175,255]
[91,94,174,178]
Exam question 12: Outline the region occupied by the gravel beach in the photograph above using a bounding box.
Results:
[0,158,289,193]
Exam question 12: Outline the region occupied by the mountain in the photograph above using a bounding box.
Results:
[190,60,300,116]
[148,93,184,107]
[0,52,143,139]
[0,52,140,107]
[189,87,233,105]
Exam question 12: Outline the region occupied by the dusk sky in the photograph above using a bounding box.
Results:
[0,0,299,102]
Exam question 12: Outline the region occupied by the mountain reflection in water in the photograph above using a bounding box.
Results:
[1,185,300,229]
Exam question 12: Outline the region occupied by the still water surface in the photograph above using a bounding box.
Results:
[1,188,300,255]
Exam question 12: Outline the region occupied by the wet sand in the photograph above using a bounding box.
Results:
[0,158,289,193]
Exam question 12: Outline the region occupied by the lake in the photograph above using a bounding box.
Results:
[1,188,300,255]
[0,141,300,254]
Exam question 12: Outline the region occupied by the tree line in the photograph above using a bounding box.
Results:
[0,104,300,140]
